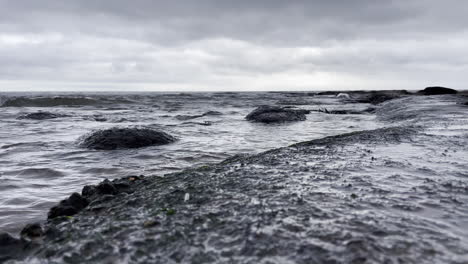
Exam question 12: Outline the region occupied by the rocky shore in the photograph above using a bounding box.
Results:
[1,91,467,263]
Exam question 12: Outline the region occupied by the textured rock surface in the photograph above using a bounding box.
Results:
[79,127,176,150]
[246,105,310,123]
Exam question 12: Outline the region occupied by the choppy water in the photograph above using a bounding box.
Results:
[0,92,381,233]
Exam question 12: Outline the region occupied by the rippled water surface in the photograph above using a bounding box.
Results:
[0,92,381,233]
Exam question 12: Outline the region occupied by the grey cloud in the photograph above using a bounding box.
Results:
[0,0,467,91]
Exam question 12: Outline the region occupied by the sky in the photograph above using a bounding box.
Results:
[0,0,467,92]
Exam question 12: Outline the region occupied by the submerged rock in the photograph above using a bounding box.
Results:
[417,86,457,95]
[17,112,67,120]
[246,106,309,123]
[79,127,176,150]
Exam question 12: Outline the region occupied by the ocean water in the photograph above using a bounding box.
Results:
[0,92,381,233]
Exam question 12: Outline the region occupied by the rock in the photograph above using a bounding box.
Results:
[96,180,118,195]
[0,232,28,262]
[317,91,338,96]
[17,112,66,120]
[20,223,43,241]
[82,185,97,197]
[417,86,457,95]
[48,192,89,219]
[355,92,402,105]
[79,127,176,150]
[246,106,309,123]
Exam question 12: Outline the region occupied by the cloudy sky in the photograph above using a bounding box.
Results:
[0,0,467,91]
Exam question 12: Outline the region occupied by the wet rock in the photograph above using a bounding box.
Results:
[20,223,44,240]
[417,86,457,95]
[246,106,309,123]
[68,192,89,210]
[79,127,176,150]
[0,232,28,262]
[355,92,403,105]
[82,185,97,197]
[96,180,118,195]
[17,112,67,120]
[47,192,89,219]
[317,91,338,96]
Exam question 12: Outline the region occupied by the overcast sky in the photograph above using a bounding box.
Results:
[0,0,467,91]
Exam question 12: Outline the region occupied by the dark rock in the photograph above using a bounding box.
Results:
[317,91,338,96]
[20,223,44,240]
[79,127,176,150]
[47,192,88,219]
[0,232,28,262]
[68,193,89,210]
[48,205,78,219]
[96,180,118,195]
[17,112,66,120]
[417,86,457,95]
[246,106,309,123]
[355,92,402,105]
[82,185,97,197]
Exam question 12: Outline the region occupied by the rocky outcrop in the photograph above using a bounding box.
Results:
[79,127,176,150]
[246,106,310,123]
[417,86,457,95]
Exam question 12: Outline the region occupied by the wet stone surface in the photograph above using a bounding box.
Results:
[78,127,176,150]
[246,105,310,123]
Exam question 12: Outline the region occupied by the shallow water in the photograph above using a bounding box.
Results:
[0,92,381,233]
